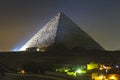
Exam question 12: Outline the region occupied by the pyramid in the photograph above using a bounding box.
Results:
[19,13,104,51]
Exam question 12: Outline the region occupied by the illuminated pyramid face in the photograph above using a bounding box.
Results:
[19,13,104,51]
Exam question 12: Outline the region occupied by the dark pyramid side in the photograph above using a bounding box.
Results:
[54,13,104,50]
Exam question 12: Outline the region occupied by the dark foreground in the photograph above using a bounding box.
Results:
[0,73,76,80]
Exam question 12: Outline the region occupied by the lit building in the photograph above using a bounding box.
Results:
[87,62,98,70]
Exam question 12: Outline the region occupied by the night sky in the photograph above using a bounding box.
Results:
[0,0,120,51]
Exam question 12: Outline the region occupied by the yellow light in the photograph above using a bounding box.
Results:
[96,75,106,80]
[64,69,69,72]
[109,75,116,80]
[21,70,25,74]
[87,62,98,70]
[67,72,76,77]
[98,75,104,79]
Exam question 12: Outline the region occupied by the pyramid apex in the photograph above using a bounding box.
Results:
[57,12,66,17]
[57,12,62,14]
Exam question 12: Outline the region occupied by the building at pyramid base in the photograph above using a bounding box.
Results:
[19,13,104,52]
